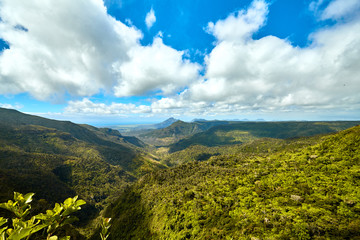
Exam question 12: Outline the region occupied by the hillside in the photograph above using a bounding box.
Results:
[161,135,324,166]
[1,108,359,239]
[107,125,360,239]
[169,121,360,152]
[80,124,147,148]
[0,108,165,237]
[138,120,231,146]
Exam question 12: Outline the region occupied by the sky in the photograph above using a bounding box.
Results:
[0,0,359,125]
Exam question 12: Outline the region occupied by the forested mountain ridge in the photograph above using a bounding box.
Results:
[1,107,360,239]
[0,108,165,237]
[107,125,360,239]
[169,121,360,152]
[80,124,147,148]
[0,107,142,149]
[138,120,231,146]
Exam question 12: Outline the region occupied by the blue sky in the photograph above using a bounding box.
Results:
[0,0,359,125]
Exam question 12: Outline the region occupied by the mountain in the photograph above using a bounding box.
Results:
[169,121,360,152]
[153,117,179,129]
[138,120,231,146]
[0,108,112,146]
[2,107,359,239]
[80,124,146,148]
[106,125,360,239]
[161,135,324,166]
[0,108,165,237]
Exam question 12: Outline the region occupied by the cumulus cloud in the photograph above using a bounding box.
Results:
[114,37,200,97]
[0,0,199,101]
[65,98,151,115]
[206,0,268,42]
[60,0,360,120]
[0,0,142,100]
[145,8,156,29]
[1,0,359,120]
[185,0,360,113]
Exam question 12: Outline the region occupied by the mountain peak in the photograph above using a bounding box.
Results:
[154,117,179,129]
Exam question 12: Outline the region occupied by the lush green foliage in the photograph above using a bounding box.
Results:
[0,192,85,240]
[0,108,164,237]
[161,135,323,166]
[108,125,360,239]
[138,120,231,146]
[169,121,360,152]
[2,108,360,239]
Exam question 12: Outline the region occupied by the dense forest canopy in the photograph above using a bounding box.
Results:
[0,108,359,239]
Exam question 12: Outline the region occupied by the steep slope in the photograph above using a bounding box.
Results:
[108,125,360,239]
[169,121,360,152]
[0,108,165,236]
[0,108,109,145]
[81,124,146,148]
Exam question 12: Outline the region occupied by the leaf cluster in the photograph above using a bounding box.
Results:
[0,192,85,240]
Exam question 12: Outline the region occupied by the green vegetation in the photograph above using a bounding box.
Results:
[0,108,164,237]
[1,108,360,239]
[138,120,231,146]
[161,135,324,166]
[169,121,360,152]
[0,192,85,240]
[108,125,360,239]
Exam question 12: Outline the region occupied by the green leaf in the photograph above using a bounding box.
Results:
[75,199,86,207]
[64,197,74,206]
[46,209,54,216]
[23,193,35,204]
[0,201,13,212]
[0,218,7,227]
[0,226,8,235]
[35,213,48,220]
[7,227,33,240]
[53,203,63,214]
[13,192,21,202]
[29,223,48,235]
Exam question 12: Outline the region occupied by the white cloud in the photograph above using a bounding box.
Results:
[114,37,200,97]
[1,0,359,120]
[0,0,199,102]
[0,102,23,109]
[206,0,268,43]
[145,8,156,29]
[184,0,360,114]
[0,0,142,100]
[65,98,151,115]
[321,0,360,20]
[59,0,360,121]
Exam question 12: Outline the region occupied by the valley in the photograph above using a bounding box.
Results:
[0,108,359,239]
